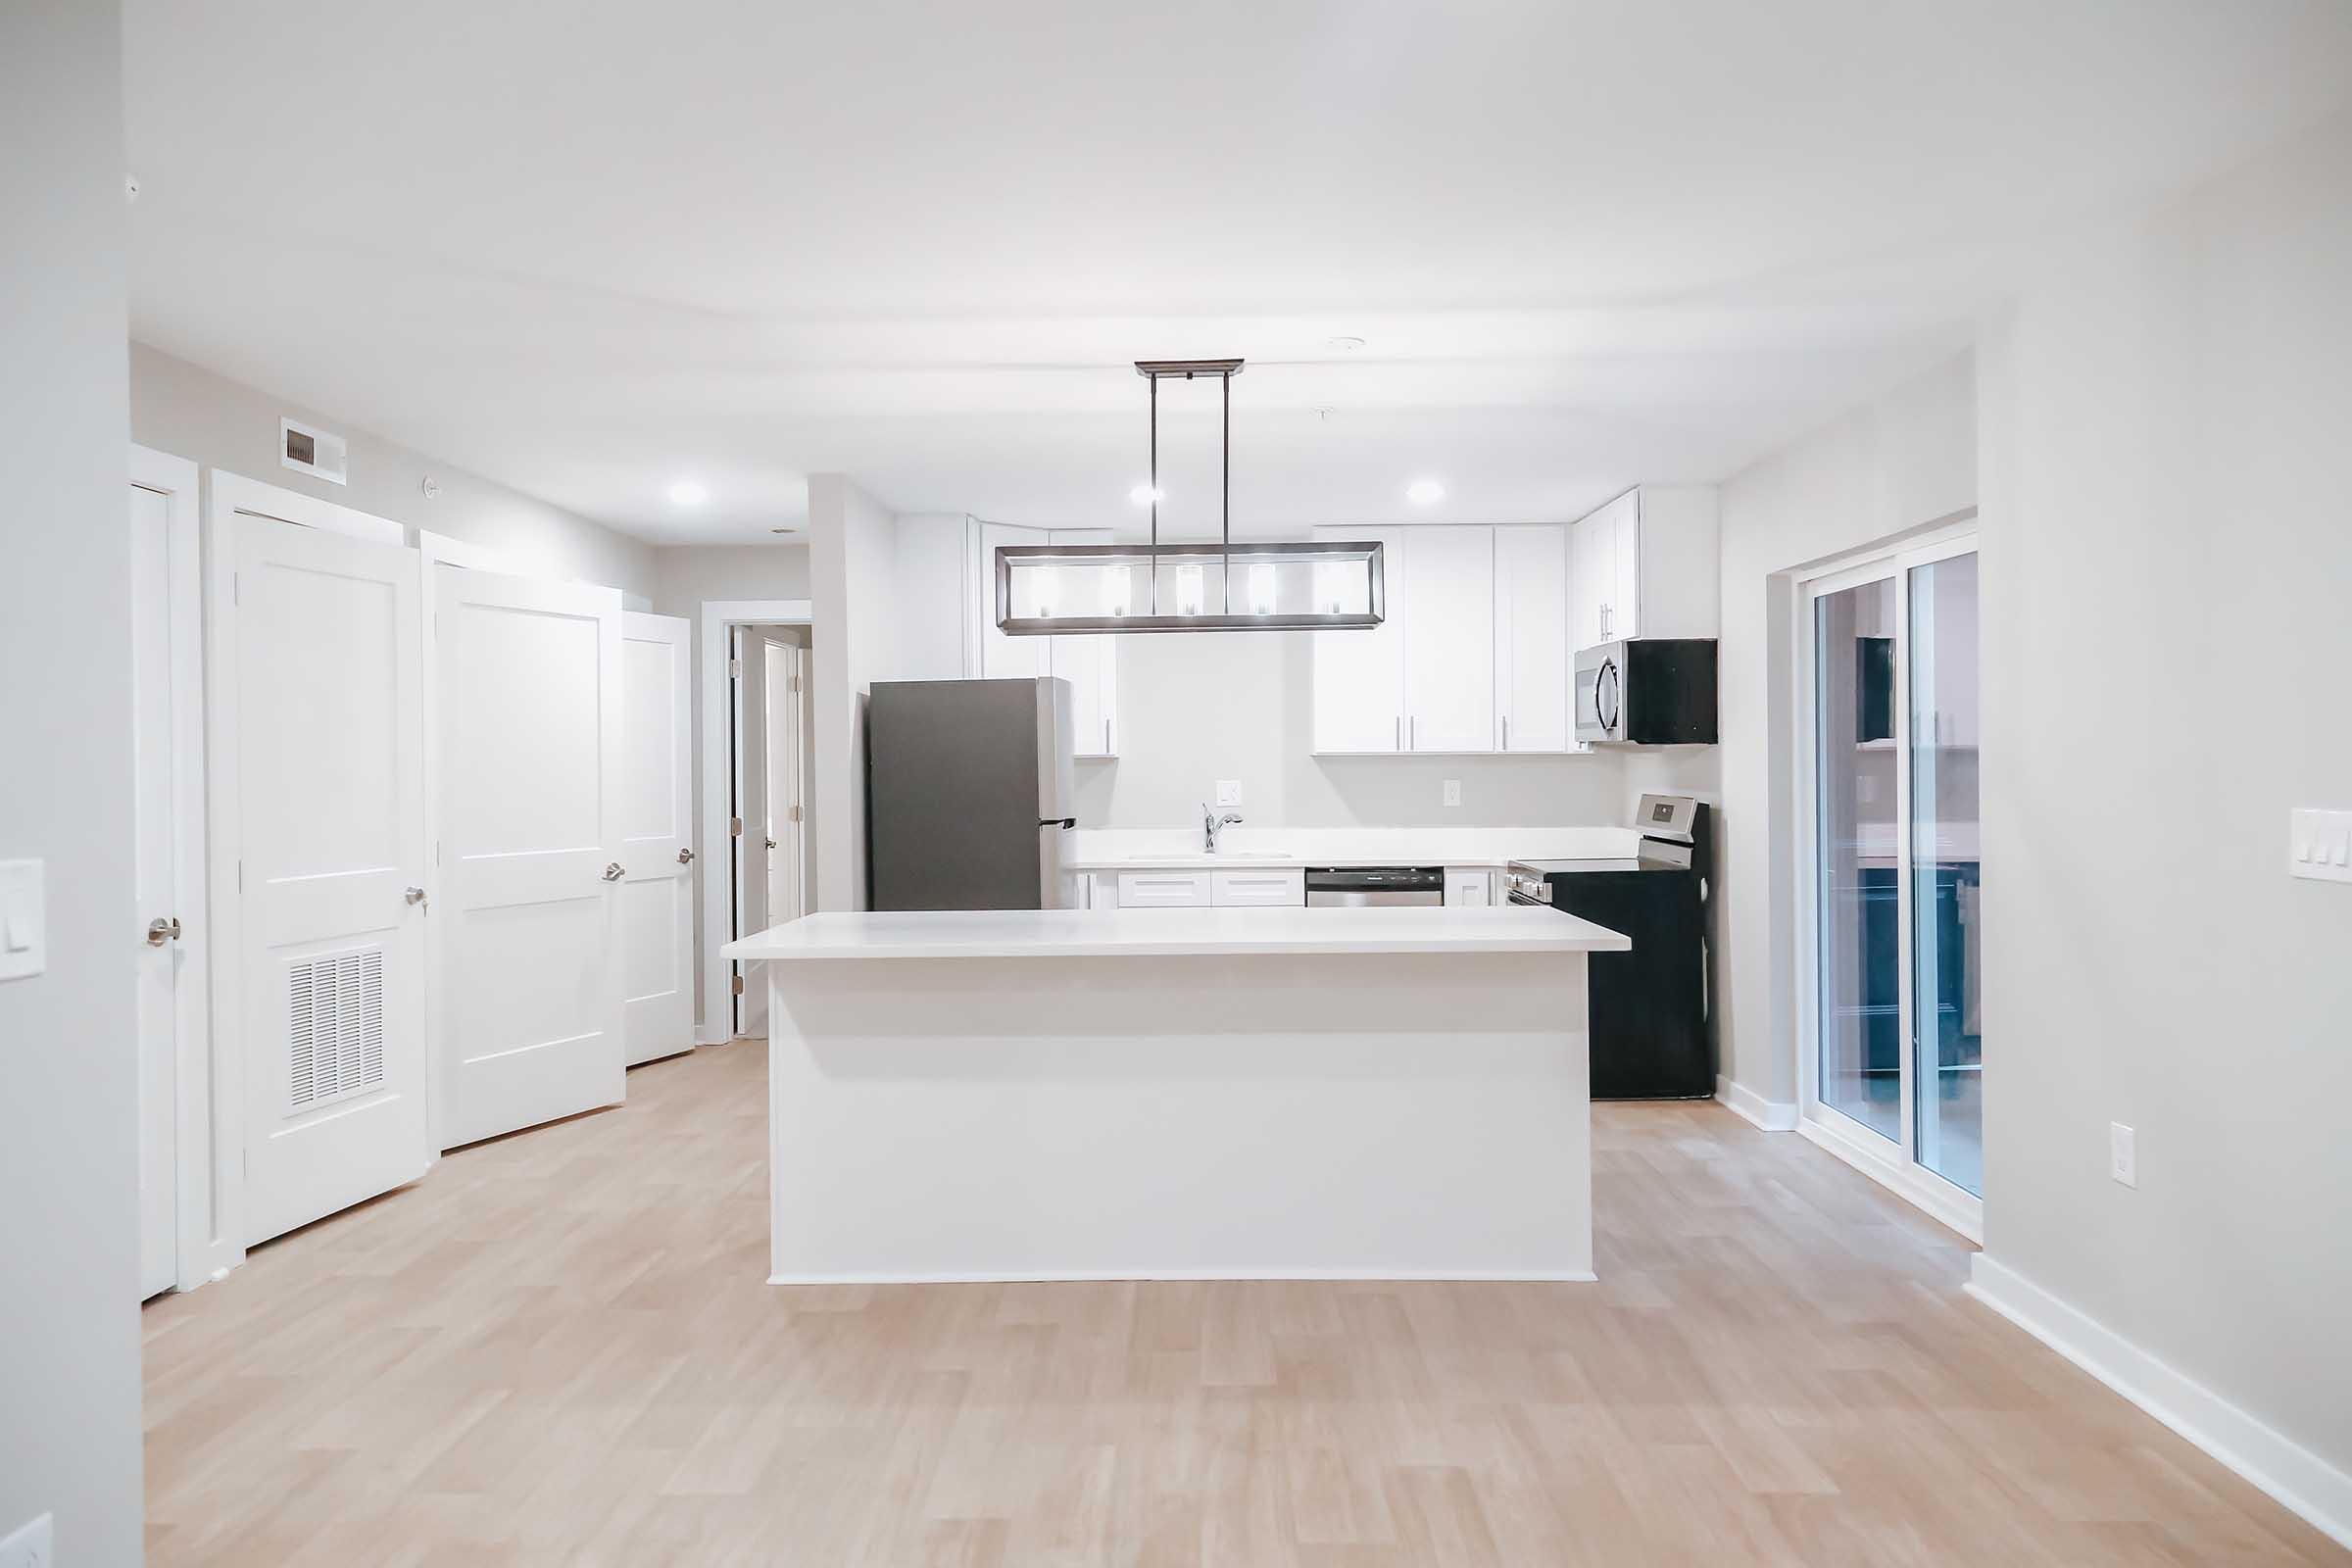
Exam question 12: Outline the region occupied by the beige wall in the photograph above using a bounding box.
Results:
[1976,108,2352,1508]
[0,2,146,1557]
[130,342,658,597]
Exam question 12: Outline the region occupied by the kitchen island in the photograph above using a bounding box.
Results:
[722,905,1630,1285]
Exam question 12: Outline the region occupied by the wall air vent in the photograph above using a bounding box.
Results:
[279,416,348,485]
[288,946,385,1111]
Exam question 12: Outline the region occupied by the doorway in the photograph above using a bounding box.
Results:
[727,624,810,1038]
[1798,531,1983,1236]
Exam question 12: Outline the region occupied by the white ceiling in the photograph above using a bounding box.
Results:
[122,1,2352,544]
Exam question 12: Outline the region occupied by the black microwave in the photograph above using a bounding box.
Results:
[1574,638,1719,746]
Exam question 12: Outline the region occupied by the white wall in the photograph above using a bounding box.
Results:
[130,342,658,597]
[0,4,146,1559]
[808,475,903,909]
[1712,354,1978,1106]
[1974,108,2352,1526]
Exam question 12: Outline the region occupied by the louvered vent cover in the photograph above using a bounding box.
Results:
[288,947,386,1110]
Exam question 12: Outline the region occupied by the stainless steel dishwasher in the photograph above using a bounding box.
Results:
[1303,866,1446,906]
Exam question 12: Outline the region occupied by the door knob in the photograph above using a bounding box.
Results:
[404,886,428,909]
[764,837,778,851]
[145,916,180,946]
[603,861,625,882]
[676,848,695,864]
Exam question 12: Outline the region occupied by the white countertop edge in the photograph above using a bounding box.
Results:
[724,906,1632,961]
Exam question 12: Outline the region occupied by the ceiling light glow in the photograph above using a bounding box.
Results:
[1406,479,1446,505]
[668,480,709,506]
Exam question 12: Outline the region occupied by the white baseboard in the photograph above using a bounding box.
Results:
[1967,1253,2352,1551]
[1715,1075,1798,1132]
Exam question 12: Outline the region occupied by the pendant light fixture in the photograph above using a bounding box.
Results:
[994,359,1386,635]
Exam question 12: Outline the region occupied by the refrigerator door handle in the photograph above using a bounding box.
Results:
[1039,816,1077,829]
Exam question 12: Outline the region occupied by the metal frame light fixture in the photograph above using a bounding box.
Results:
[994,359,1386,636]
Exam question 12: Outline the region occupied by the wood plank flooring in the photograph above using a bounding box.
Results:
[143,1040,2346,1565]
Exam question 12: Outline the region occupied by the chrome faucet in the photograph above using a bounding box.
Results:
[1202,802,1244,854]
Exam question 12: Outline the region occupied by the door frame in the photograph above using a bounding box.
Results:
[697,600,812,1042]
[762,637,808,938]
[130,445,214,1294]
[200,470,410,1285]
[1791,518,1982,1242]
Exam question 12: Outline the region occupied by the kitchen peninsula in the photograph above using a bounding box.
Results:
[723,904,1629,1285]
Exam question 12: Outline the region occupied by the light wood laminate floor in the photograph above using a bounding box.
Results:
[144,1040,2345,1566]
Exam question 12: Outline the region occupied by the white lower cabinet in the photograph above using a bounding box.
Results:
[1210,868,1305,906]
[1444,868,1494,907]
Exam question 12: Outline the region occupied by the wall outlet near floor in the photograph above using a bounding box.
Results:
[0,1511,53,1568]
[1443,779,1462,808]
[2109,1122,2137,1188]
[1214,779,1243,808]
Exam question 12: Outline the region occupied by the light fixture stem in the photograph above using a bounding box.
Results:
[1221,369,1232,613]
[1149,372,1159,616]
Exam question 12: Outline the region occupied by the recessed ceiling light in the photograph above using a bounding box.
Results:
[1128,483,1163,506]
[1327,336,1365,353]
[1406,479,1446,505]
[667,480,709,506]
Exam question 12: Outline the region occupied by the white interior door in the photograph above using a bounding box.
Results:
[434,566,624,1147]
[130,477,179,1295]
[619,612,693,1066]
[730,627,769,1037]
[762,639,805,928]
[232,514,431,1244]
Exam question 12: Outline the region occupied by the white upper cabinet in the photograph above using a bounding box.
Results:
[1312,527,1409,753]
[1312,522,1575,756]
[1568,486,1720,651]
[1494,523,1571,752]
[966,520,1117,757]
[1400,526,1494,753]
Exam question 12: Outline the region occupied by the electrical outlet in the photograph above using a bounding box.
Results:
[0,1511,53,1568]
[1214,779,1243,808]
[1443,779,1462,808]
[2110,1122,2137,1188]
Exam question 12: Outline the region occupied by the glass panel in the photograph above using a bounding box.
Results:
[1909,553,1983,1194]
[1815,576,1901,1143]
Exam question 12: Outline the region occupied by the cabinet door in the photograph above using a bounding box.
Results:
[1311,527,1406,752]
[1494,523,1569,751]
[1049,528,1117,757]
[1116,870,1212,907]
[1611,494,1642,641]
[976,521,1049,679]
[1402,526,1494,753]
[1568,514,1604,652]
[1210,868,1304,906]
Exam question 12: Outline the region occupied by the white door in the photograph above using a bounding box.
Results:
[762,638,806,925]
[130,472,186,1295]
[1494,523,1570,752]
[1402,526,1495,753]
[232,514,431,1244]
[434,566,624,1148]
[619,612,693,1066]
[1311,526,1406,752]
[731,626,770,1037]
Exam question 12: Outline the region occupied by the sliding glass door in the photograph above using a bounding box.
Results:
[1803,536,1982,1225]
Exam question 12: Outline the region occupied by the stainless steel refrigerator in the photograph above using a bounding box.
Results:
[865,677,1079,910]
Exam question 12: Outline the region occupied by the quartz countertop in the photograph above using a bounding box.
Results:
[723,905,1633,962]
[1066,825,1638,872]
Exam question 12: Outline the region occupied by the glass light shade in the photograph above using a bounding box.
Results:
[995,541,1384,635]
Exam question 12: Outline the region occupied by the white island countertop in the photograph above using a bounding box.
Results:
[724,905,1632,962]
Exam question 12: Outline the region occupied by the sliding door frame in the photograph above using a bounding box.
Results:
[1792,518,1983,1242]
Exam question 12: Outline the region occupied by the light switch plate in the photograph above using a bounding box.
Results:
[0,1511,53,1568]
[2289,808,2352,882]
[1443,779,1462,808]
[1214,780,1243,808]
[0,860,45,982]
[2109,1122,2137,1188]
